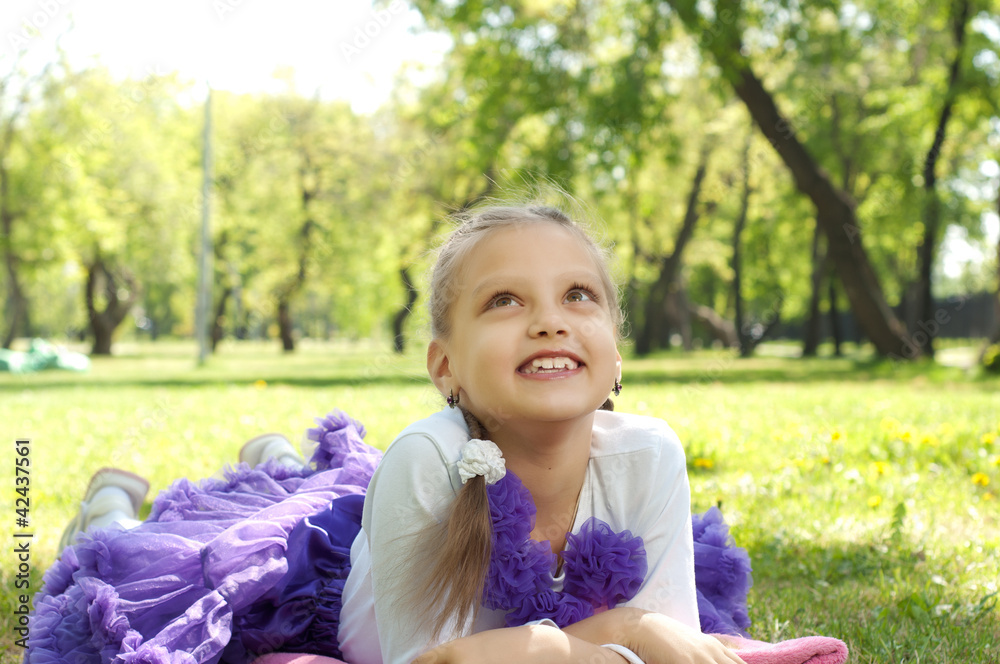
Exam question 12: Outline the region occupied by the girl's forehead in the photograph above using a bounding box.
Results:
[457,223,604,290]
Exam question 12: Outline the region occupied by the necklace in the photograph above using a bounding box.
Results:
[483,470,648,627]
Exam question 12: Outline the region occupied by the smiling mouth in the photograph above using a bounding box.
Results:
[518,356,581,374]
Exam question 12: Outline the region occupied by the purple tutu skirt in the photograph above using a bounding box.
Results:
[29,410,752,664]
[29,412,380,664]
[692,507,752,636]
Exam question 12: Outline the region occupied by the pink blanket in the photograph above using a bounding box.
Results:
[251,634,849,664]
[714,633,849,664]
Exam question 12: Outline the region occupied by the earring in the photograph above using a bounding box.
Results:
[447,390,460,409]
[613,379,622,397]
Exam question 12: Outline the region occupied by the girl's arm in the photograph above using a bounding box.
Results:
[565,608,745,664]
[413,608,745,664]
[411,623,627,664]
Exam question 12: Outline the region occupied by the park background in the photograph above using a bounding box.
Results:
[1,0,999,662]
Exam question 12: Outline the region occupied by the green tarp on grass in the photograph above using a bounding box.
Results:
[0,339,90,373]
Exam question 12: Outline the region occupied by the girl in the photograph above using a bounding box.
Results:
[30,204,751,664]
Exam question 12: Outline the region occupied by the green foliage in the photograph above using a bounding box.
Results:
[982,343,1000,372]
[2,0,998,354]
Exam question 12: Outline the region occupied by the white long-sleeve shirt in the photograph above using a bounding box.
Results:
[338,407,698,664]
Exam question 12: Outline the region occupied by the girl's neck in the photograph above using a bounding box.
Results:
[490,414,594,549]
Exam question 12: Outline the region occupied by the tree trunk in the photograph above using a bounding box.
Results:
[690,302,738,347]
[274,168,319,353]
[802,222,825,357]
[277,297,295,352]
[668,0,914,358]
[392,265,419,354]
[210,286,232,352]
[979,170,1000,363]
[733,67,912,357]
[85,256,140,356]
[0,161,28,349]
[917,0,971,360]
[636,147,711,355]
[664,287,694,351]
[829,274,843,357]
[729,134,757,357]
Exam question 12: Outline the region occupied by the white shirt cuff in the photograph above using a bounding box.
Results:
[602,643,645,664]
[525,618,559,628]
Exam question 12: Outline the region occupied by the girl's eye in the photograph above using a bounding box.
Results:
[566,288,595,303]
[488,293,517,308]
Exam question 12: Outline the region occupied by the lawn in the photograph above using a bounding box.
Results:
[1,340,997,663]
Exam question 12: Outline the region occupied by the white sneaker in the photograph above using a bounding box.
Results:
[239,433,305,469]
[58,468,149,551]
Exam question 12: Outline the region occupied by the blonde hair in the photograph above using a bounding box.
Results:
[429,204,624,340]
[416,203,622,636]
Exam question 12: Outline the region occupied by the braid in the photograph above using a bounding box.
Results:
[460,406,489,440]
[416,406,494,637]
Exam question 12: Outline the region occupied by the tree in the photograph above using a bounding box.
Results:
[44,67,199,354]
[0,57,60,347]
[917,0,974,359]
[668,0,915,358]
[635,145,712,354]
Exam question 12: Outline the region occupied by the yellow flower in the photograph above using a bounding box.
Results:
[900,430,913,443]
[880,417,900,433]
[868,495,882,508]
[873,461,890,476]
[820,456,831,465]
[831,430,844,442]
[993,456,1000,467]
[920,434,940,447]
[982,433,997,447]
[693,458,715,470]
[984,492,995,502]
[972,473,990,487]
[254,379,268,389]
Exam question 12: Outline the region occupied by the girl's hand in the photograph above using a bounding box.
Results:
[562,607,744,664]
[615,609,746,664]
[411,624,628,664]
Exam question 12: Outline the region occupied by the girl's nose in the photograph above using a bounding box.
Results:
[528,307,568,338]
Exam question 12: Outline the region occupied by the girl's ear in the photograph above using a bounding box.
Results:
[427,340,454,396]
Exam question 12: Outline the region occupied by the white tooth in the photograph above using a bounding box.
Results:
[525,356,579,372]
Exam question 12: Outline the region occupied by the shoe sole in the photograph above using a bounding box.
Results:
[239,433,294,467]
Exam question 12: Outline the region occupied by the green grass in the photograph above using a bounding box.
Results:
[2,340,998,663]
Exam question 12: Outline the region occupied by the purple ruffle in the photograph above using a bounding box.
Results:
[504,589,593,627]
[563,518,647,609]
[28,410,381,664]
[483,472,647,628]
[692,507,753,636]
[487,472,536,546]
[306,411,378,478]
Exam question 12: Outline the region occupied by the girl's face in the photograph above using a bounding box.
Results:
[428,222,621,431]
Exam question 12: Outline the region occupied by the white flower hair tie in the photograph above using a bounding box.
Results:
[457,439,506,486]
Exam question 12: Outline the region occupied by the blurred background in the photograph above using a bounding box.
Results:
[3,4,1000,661]
[0,0,998,364]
